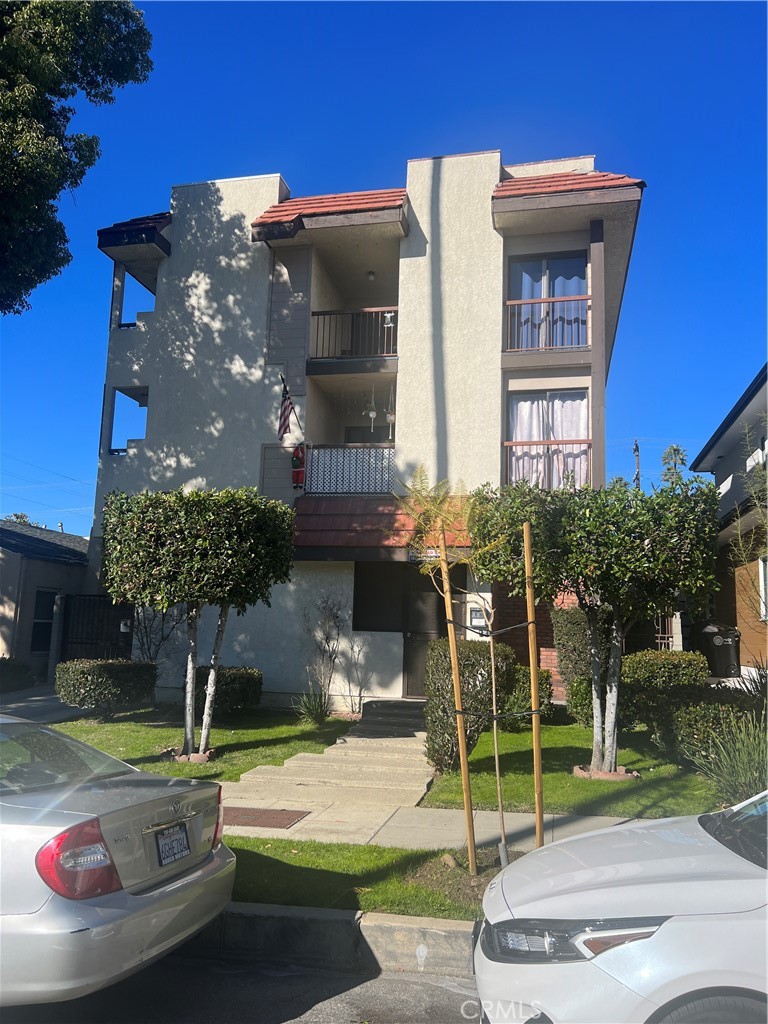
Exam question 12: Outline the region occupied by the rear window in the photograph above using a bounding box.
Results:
[0,723,134,793]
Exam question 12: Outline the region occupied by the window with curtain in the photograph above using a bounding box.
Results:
[507,389,590,487]
[507,254,588,350]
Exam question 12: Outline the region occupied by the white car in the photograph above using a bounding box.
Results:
[0,716,236,1006]
[474,792,767,1024]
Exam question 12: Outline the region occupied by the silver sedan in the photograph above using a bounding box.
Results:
[0,715,236,1007]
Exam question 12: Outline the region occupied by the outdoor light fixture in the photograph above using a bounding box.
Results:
[367,270,375,282]
[383,311,394,328]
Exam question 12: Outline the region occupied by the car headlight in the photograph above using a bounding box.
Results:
[481,917,668,963]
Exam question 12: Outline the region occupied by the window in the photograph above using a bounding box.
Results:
[110,386,148,453]
[31,590,56,654]
[507,253,588,351]
[506,389,590,487]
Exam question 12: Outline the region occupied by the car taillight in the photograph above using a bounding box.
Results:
[212,786,224,848]
[35,818,123,900]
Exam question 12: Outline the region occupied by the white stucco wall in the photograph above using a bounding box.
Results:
[395,151,505,491]
[93,174,288,527]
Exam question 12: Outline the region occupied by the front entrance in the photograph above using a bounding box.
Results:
[403,564,465,698]
[61,595,133,662]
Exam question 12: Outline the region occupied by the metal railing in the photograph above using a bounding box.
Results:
[504,440,592,488]
[310,307,398,359]
[504,296,589,352]
[305,444,395,494]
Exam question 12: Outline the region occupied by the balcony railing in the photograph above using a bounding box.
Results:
[504,296,589,352]
[310,308,398,359]
[305,444,395,494]
[504,440,592,489]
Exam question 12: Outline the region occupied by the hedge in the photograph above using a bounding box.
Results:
[551,605,612,689]
[424,639,551,771]
[55,660,156,717]
[194,666,263,716]
[0,657,38,694]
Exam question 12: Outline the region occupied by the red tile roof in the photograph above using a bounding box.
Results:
[493,171,645,200]
[252,188,407,228]
[293,496,470,550]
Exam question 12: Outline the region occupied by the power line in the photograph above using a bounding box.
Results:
[0,452,94,486]
[1,470,94,500]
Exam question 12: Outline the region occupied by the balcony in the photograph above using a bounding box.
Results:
[504,440,592,489]
[504,296,589,352]
[310,308,398,360]
[305,444,394,495]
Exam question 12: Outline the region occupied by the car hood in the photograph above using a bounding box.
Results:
[492,815,766,922]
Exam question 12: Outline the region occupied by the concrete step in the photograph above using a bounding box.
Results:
[289,752,430,773]
[292,749,430,768]
[354,713,425,730]
[223,781,427,807]
[338,734,427,751]
[346,725,427,740]
[240,765,432,791]
[362,699,425,717]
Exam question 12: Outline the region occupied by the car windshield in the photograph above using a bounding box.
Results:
[0,722,134,793]
[699,792,768,870]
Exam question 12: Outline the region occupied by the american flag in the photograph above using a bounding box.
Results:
[277,380,295,441]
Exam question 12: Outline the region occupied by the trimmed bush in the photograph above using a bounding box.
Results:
[194,666,263,716]
[551,605,612,689]
[424,639,552,771]
[56,660,156,717]
[669,689,759,764]
[0,656,38,694]
[620,650,710,747]
[566,676,593,729]
[500,663,553,732]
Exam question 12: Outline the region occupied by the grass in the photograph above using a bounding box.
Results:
[225,836,507,920]
[53,706,350,782]
[423,722,720,819]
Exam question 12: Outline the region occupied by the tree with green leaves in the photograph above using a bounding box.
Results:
[0,1,152,315]
[469,476,720,773]
[2,511,43,527]
[101,488,295,754]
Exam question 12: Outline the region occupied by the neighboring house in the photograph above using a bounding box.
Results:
[0,522,88,681]
[91,150,644,706]
[691,364,768,674]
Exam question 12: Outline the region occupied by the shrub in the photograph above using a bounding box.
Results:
[293,683,331,725]
[566,676,593,729]
[0,656,38,694]
[194,666,263,717]
[679,709,767,806]
[500,663,553,731]
[55,660,156,718]
[620,650,711,747]
[424,640,550,770]
[551,605,612,688]
[669,689,760,764]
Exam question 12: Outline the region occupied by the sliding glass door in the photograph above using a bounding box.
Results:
[506,389,590,487]
[507,254,588,350]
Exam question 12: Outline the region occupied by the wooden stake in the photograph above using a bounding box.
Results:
[438,525,477,875]
[523,522,545,849]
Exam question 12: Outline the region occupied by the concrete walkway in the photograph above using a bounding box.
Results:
[0,686,81,723]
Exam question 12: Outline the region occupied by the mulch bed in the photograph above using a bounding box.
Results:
[223,807,311,829]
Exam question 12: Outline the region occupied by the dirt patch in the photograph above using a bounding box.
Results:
[406,845,525,911]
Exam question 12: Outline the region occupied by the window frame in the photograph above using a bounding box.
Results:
[30,589,57,655]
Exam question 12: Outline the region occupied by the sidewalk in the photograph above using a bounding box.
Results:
[0,686,81,723]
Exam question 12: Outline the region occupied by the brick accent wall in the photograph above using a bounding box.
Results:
[492,586,566,701]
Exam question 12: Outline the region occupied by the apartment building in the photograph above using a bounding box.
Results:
[691,364,767,674]
[92,149,644,705]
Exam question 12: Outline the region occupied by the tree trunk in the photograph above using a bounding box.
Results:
[183,604,200,755]
[601,621,624,773]
[199,604,229,755]
[587,613,604,771]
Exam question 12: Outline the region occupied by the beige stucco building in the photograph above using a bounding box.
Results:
[91,150,644,705]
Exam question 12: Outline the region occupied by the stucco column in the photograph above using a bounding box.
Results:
[589,220,606,487]
[46,592,66,688]
[110,263,126,331]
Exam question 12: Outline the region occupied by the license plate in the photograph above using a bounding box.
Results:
[156,823,190,866]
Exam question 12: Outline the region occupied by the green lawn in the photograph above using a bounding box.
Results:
[423,723,719,819]
[226,836,498,920]
[53,706,350,782]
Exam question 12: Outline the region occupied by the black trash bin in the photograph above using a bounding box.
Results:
[699,621,741,678]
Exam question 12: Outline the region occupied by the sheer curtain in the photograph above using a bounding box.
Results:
[508,390,589,487]
[508,255,587,350]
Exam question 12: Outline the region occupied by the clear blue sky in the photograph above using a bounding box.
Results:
[1,1,765,535]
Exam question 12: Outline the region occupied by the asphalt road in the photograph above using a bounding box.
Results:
[4,951,481,1024]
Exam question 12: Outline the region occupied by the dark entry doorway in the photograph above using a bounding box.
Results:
[61,595,133,662]
[403,563,465,698]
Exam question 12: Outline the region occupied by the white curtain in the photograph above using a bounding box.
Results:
[508,390,589,487]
